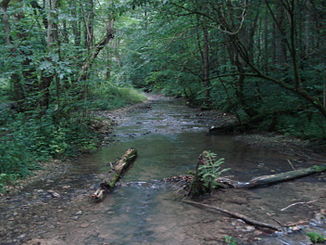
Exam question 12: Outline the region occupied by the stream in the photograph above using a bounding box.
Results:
[0,95,325,245]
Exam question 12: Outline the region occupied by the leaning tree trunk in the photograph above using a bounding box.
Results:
[78,19,114,82]
[91,148,137,202]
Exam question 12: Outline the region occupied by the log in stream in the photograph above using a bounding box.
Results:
[216,165,326,189]
[91,148,137,202]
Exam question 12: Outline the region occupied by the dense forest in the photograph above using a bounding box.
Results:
[0,0,325,187]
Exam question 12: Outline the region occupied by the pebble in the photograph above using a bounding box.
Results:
[72,216,79,220]
[76,211,83,215]
[80,223,90,228]
[243,225,255,232]
[18,234,26,239]
[48,190,60,198]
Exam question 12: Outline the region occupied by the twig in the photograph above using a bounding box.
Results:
[183,200,282,231]
[287,159,296,170]
[280,200,317,212]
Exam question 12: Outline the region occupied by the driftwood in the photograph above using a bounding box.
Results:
[280,200,317,212]
[91,148,137,202]
[183,200,282,231]
[216,165,326,189]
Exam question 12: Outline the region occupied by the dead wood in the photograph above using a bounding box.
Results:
[216,165,326,189]
[280,200,317,212]
[183,200,282,231]
[91,148,137,202]
[188,151,213,198]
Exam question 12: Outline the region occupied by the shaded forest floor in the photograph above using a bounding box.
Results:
[0,95,325,245]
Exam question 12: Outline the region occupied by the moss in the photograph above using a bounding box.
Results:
[312,165,326,172]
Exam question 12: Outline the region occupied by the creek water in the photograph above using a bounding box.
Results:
[0,96,325,245]
[61,96,324,245]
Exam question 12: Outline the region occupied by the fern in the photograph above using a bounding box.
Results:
[198,151,230,190]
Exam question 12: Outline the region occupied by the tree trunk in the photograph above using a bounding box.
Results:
[78,20,114,82]
[202,23,211,104]
[1,0,11,44]
[84,0,94,51]
[39,0,59,111]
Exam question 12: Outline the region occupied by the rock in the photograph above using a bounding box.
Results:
[243,225,255,232]
[72,216,79,220]
[80,223,90,228]
[18,234,26,239]
[76,211,83,215]
[48,190,60,198]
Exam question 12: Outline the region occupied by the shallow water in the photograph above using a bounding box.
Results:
[60,96,324,244]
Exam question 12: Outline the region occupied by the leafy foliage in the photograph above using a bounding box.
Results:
[115,0,326,139]
[224,235,238,245]
[198,151,230,190]
[306,232,325,244]
[0,0,147,190]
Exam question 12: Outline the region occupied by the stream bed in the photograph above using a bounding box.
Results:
[0,95,325,245]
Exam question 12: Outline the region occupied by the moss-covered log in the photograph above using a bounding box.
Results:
[91,148,137,202]
[217,165,326,189]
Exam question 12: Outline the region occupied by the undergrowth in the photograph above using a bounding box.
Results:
[90,83,147,110]
[0,84,146,192]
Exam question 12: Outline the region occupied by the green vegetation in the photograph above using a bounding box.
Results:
[198,152,230,191]
[0,0,146,191]
[116,0,326,139]
[0,84,145,191]
[0,0,325,190]
[224,235,238,245]
[90,83,147,110]
[306,232,325,244]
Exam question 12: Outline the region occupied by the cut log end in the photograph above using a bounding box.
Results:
[91,188,105,201]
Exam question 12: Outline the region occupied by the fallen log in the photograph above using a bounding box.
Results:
[216,165,326,189]
[183,200,282,231]
[91,148,137,202]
